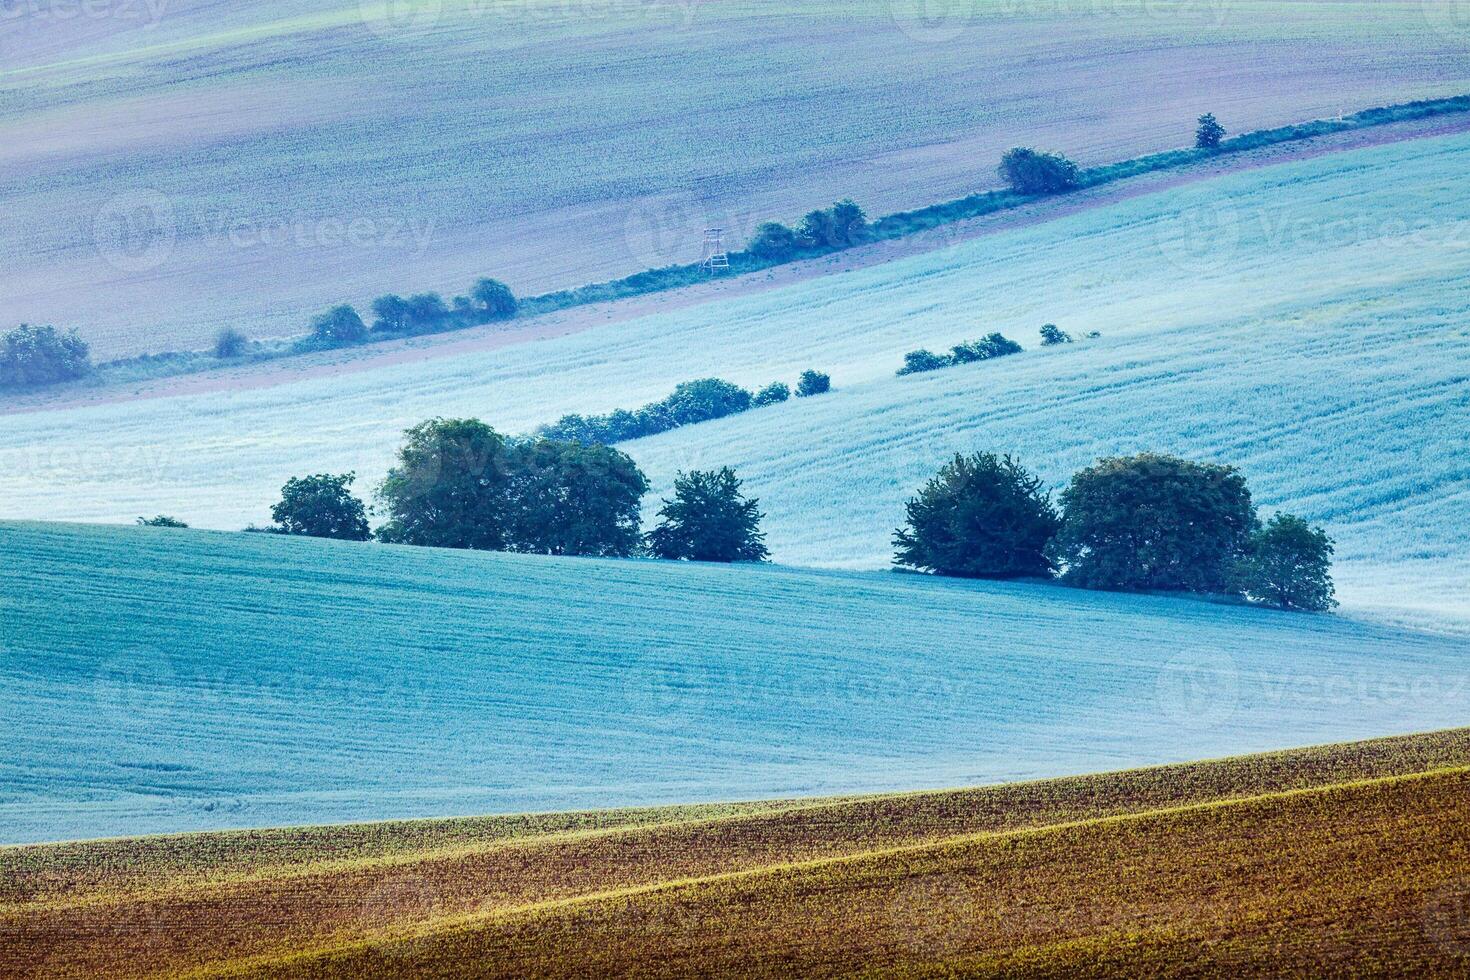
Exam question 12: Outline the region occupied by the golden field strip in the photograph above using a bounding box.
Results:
[4,730,1470,978]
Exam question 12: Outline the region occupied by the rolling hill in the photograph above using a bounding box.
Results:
[3,130,1468,625]
[2,520,1469,845]
[4,0,1470,355]
[6,729,1470,977]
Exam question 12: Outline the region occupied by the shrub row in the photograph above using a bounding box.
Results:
[541,371,829,445]
[898,333,1024,376]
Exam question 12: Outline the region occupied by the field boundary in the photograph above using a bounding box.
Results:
[183,764,1470,979]
[15,91,1470,402]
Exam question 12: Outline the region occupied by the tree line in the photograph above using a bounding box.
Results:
[143,417,1334,612]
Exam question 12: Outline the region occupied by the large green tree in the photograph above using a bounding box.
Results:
[1049,453,1257,593]
[375,418,515,550]
[1236,514,1337,611]
[507,440,649,557]
[646,468,769,563]
[271,472,371,541]
[894,453,1059,579]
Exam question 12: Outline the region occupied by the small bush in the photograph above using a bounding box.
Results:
[796,200,868,249]
[136,515,188,528]
[470,278,517,322]
[748,221,799,259]
[270,472,372,541]
[796,370,831,397]
[1039,324,1072,346]
[310,305,368,345]
[950,333,1022,363]
[646,467,769,563]
[213,328,249,359]
[898,349,951,376]
[894,453,1059,579]
[998,148,1080,194]
[1196,113,1226,150]
[0,324,92,389]
[1237,514,1337,611]
[753,381,790,406]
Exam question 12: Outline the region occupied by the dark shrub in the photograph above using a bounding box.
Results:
[136,515,188,528]
[470,278,517,321]
[795,370,831,397]
[311,305,368,345]
[1196,113,1226,150]
[271,472,371,541]
[371,294,413,333]
[950,333,1022,363]
[213,328,249,359]
[1039,324,1072,346]
[0,324,91,389]
[753,381,790,406]
[647,468,769,563]
[376,419,515,550]
[1237,514,1337,611]
[894,453,1059,579]
[797,201,868,248]
[898,349,951,375]
[748,221,798,259]
[1050,453,1257,594]
[998,148,1080,194]
[663,378,754,426]
[506,440,649,557]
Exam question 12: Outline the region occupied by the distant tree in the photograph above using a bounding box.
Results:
[1039,324,1072,346]
[470,278,518,322]
[0,324,91,389]
[1049,453,1257,594]
[310,305,368,345]
[1196,113,1226,150]
[647,468,769,563]
[748,221,798,259]
[950,333,1022,363]
[1236,514,1337,611]
[797,208,836,248]
[998,148,1080,194]
[404,293,451,333]
[829,199,868,245]
[795,370,831,397]
[371,294,413,334]
[136,515,188,528]
[753,381,791,406]
[662,378,754,426]
[376,418,515,550]
[894,453,1060,579]
[506,440,649,557]
[898,349,951,375]
[213,328,249,359]
[270,472,371,541]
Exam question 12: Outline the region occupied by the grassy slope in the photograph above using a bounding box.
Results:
[3,520,1469,846]
[4,729,1469,978]
[3,1,1469,356]
[3,131,1468,624]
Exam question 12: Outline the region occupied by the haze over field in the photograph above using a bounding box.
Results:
[3,0,1470,355]
[4,132,1469,626]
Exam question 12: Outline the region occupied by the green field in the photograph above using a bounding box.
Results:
[5,729,1469,977]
